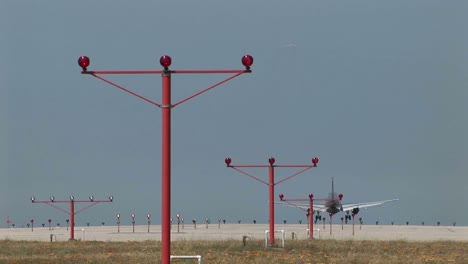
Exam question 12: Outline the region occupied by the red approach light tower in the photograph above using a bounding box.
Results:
[78,55,252,264]
[225,157,318,246]
[30,195,113,240]
[278,193,342,238]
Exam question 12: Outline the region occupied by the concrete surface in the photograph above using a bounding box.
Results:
[1,224,467,243]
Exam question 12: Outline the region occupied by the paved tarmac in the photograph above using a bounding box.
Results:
[1,224,467,242]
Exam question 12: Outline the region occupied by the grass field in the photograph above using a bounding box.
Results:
[0,239,466,263]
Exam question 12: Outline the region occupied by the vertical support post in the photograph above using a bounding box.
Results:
[117,214,120,233]
[309,199,314,239]
[268,165,275,246]
[161,71,171,264]
[352,214,355,236]
[329,213,333,235]
[70,201,75,240]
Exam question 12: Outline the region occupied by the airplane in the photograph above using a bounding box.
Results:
[277,178,399,224]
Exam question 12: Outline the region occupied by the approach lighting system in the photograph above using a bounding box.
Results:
[159,55,172,70]
[241,55,254,70]
[78,56,90,71]
[31,195,112,240]
[312,157,319,166]
[225,156,319,246]
[278,193,324,240]
[268,157,275,165]
[78,54,253,264]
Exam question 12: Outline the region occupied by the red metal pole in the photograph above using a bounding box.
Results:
[309,199,314,239]
[268,165,275,246]
[161,71,171,264]
[70,201,75,240]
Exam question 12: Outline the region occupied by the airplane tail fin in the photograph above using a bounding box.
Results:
[332,177,334,195]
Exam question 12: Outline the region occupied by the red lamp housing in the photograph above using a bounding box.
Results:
[160,55,172,70]
[224,157,232,166]
[279,194,284,200]
[241,55,253,70]
[312,157,319,166]
[78,56,90,71]
[268,157,275,165]
[309,194,314,199]
[338,194,343,200]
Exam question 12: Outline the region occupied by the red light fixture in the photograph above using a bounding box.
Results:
[338,194,343,200]
[268,157,275,165]
[160,55,172,70]
[224,157,232,166]
[279,194,284,200]
[78,56,90,71]
[312,157,319,166]
[241,55,253,70]
[309,194,314,199]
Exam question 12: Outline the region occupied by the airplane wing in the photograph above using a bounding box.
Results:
[341,198,399,212]
[274,201,329,212]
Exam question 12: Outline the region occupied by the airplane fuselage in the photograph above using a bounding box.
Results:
[324,193,342,215]
[325,203,341,215]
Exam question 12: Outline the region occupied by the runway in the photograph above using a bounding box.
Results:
[1,224,467,242]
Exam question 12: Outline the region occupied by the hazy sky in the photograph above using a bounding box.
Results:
[1,1,467,228]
